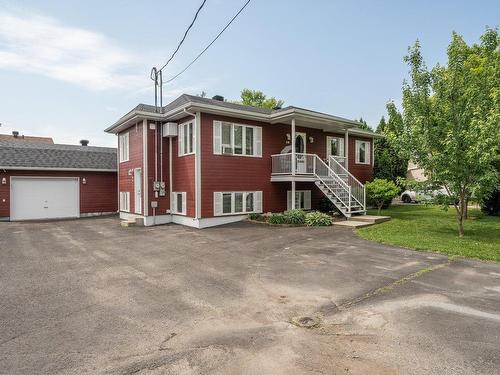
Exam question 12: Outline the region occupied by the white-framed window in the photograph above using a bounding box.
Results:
[119,132,129,162]
[326,136,344,157]
[287,190,311,210]
[213,121,262,157]
[178,121,195,156]
[119,192,130,212]
[171,192,187,215]
[214,191,263,216]
[355,140,371,165]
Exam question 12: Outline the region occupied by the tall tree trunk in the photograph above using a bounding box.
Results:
[457,195,465,237]
[464,197,469,219]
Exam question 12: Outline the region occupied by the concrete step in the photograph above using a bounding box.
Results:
[332,220,373,228]
[348,215,390,224]
[120,220,136,228]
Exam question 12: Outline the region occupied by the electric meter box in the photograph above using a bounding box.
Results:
[162,122,178,137]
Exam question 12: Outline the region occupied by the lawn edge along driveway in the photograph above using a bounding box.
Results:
[355,205,500,262]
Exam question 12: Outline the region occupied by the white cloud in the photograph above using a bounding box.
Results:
[0,11,147,90]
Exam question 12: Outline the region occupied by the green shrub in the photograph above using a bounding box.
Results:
[268,213,286,224]
[365,178,400,215]
[283,209,306,224]
[305,211,333,226]
[249,213,265,221]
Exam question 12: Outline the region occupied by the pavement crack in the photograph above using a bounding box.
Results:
[335,257,456,313]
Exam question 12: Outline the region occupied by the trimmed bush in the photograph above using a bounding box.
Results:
[283,209,306,224]
[305,211,333,226]
[365,178,400,215]
[268,213,286,225]
[249,213,265,221]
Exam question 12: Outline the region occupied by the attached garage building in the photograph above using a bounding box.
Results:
[0,140,117,221]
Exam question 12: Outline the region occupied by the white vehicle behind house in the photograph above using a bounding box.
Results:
[400,187,449,203]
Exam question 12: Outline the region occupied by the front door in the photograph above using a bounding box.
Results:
[295,132,307,173]
[134,168,142,214]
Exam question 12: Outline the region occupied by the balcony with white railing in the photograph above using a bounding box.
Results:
[271,153,316,179]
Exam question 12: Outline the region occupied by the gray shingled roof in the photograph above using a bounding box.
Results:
[0,140,117,171]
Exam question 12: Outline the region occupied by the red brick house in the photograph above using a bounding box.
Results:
[0,139,117,221]
[105,94,381,228]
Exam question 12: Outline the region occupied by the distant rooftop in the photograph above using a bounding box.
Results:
[0,133,54,144]
[0,140,117,171]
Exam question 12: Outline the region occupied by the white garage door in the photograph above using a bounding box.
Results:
[11,177,80,220]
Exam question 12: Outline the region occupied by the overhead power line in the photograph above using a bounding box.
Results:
[158,0,207,73]
[164,0,251,84]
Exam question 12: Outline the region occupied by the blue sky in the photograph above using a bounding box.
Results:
[0,0,498,147]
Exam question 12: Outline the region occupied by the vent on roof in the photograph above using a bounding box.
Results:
[212,95,224,101]
[12,131,19,138]
[273,105,282,110]
[80,140,89,146]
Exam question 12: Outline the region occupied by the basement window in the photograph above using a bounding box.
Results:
[172,192,187,215]
[119,192,130,212]
[214,191,262,216]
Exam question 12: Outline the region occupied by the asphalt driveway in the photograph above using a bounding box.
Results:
[0,217,499,374]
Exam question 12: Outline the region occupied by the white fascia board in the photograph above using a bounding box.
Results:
[105,111,165,134]
[348,128,384,138]
[0,166,117,172]
[107,100,372,134]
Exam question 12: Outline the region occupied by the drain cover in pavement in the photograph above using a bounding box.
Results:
[290,316,321,328]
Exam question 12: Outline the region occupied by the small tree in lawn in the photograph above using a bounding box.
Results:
[386,28,500,237]
[366,179,400,215]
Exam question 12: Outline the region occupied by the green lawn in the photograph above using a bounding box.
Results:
[356,205,500,262]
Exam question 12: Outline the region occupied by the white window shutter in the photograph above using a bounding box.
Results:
[255,191,263,213]
[182,192,187,214]
[255,127,262,157]
[366,142,371,165]
[178,125,183,156]
[304,191,312,210]
[214,192,222,216]
[339,138,345,157]
[287,191,292,210]
[213,121,222,155]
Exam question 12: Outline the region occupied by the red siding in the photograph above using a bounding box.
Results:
[118,122,143,214]
[0,170,117,218]
[171,116,196,217]
[199,113,374,217]
[348,136,373,183]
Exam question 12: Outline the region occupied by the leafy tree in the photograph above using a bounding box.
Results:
[239,89,284,109]
[373,116,408,182]
[356,117,373,131]
[365,179,400,215]
[386,28,500,237]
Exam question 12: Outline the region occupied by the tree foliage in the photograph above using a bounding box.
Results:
[386,28,500,237]
[356,117,373,131]
[239,89,284,109]
[373,116,408,182]
[365,179,400,215]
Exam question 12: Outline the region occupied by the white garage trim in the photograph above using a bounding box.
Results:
[10,176,80,221]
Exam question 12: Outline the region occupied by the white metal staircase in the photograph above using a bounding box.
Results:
[271,153,366,217]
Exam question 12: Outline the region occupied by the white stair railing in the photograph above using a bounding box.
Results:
[329,156,366,210]
[313,155,353,212]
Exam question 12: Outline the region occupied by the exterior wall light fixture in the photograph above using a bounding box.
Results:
[309,136,314,144]
[82,178,87,185]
